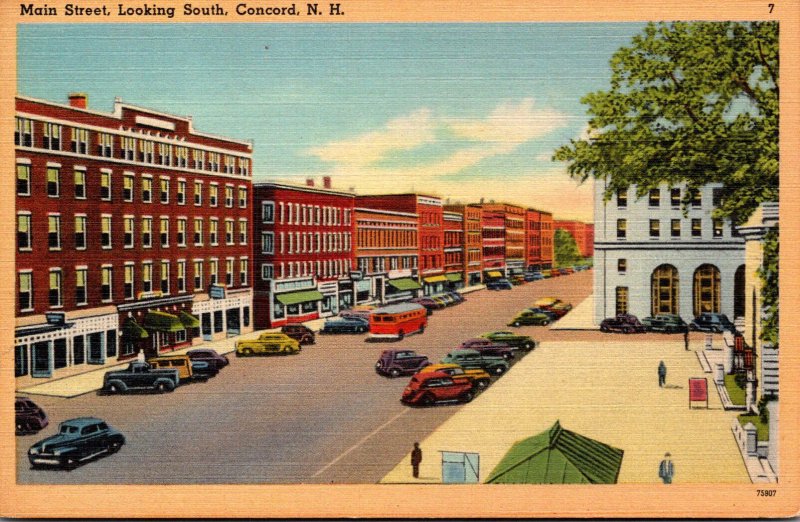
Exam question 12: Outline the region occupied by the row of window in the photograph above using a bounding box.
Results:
[17,163,249,208]
[261,231,352,255]
[356,256,418,274]
[15,118,250,176]
[421,255,443,270]
[261,201,352,227]
[616,187,722,209]
[260,258,350,281]
[17,213,248,252]
[616,218,729,239]
[18,258,249,312]
[356,228,418,249]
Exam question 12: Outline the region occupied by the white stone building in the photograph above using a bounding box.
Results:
[593,180,746,324]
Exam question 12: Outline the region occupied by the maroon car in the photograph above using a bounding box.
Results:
[15,397,49,435]
[401,371,474,406]
[375,349,431,377]
[458,338,515,360]
[280,324,316,345]
[186,349,230,370]
[599,313,648,334]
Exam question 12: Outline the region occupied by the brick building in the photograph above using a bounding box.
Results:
[444,204,483,286]
[253,179,355,328]
[443,210,465,290]
[15,93,253,385]
[476,203,525,276]
[525,208,555,271]
[480,208,506,279]
[554,220,594,258]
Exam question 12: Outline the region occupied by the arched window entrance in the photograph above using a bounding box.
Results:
[694,264,721,316]
[734,265,746,318]
[651,265,679,315]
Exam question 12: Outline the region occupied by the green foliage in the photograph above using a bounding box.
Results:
[757,397,771,426]
[758,227,779,347]
[554,22,778,225]
[554,229,582,267]
[724,374,746,406]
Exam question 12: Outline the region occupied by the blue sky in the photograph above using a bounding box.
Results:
[18,23,645,220]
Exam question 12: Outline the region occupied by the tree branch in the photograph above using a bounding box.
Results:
[757,39,779,96]
[668,71,699,124]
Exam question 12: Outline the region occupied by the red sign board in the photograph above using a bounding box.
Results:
[689,378,708,409]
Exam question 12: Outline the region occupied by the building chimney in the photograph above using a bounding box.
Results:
[68,92,88,109]
[323,176,332,189]
[306,178,315,187]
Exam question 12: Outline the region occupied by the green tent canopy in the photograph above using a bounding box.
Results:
[486,421,624,484]
[387,278,422,291]
[143,311,185,333]
[121,318,149,340]
[178,311,201,328]
[275,289,324,306]
[445,273,463,282]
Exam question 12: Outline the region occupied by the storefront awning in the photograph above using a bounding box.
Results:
[178,311,201,328]
[387,278,422,291]
[445,273,463,282]
[143,311,184,333]
[276,289,324,306]
[122,318,149,340]
[423,275,448,284]
[487,271,503,278]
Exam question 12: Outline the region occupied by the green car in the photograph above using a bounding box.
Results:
[479,331,539,351]
[507,310,551,327]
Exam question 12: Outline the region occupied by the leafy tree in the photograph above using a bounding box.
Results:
[554,22,778,225]
[554,229,582,267]
[758,227,778,347]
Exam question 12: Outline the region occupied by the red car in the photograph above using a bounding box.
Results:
[458,338,515,360]
[401,371,474,406]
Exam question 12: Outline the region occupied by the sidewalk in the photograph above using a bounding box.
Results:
[549,295,597,330]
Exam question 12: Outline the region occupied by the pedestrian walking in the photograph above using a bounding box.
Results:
[137,349,145,363]
[411,442,422,479]
[658,360,667,387]
[659,452,675,484]
[683,326,690,351]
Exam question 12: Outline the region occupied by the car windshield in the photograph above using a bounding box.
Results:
[59,424,79,434]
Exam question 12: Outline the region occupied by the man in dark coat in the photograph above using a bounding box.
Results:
[658,360,667,387]
[684,325,690,351]
[659,452,675,484]
[411,442,422,479]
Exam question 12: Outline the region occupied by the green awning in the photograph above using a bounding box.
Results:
[387,278,422,291]
[178,311,201,328]
[121,318,149,340]
[486,271,503,278]
[276,289,324,305]
[445,273,463,282]
[486,421,624,484]
[423,275,448,284]
[143,311,185,333]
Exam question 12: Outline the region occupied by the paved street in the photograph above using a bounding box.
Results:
[17,270,721,484]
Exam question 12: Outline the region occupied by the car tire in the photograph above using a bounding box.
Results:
[513,321,521,327]
[542,320,550,326]
[421,393,435,407]
[476,379,490,390]
[460,390,474,403]
[106,381,125,394]
[493,366,506,375]
[357,326,366,333]
[389,368,401,378]
[108,441,123,454]
[156,382,169,394]
[398,330,405,340]
[419,325,425,334]
[242,348,253,357]
[523,341,533,351]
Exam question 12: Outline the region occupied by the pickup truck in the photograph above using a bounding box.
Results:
[235,332,300,356]
[103,362,180,394]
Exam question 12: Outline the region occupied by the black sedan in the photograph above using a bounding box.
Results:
[28,417,125,469]
[319,317,370,334]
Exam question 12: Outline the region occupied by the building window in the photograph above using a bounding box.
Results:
[239,187,247,208]
[48,214,61,250]
[649,219,660,239]
[669,188,680,208]
[690,188,702,207]
[208,152,220,172]
[139,140,154,163]
[239,220,248,245]
[160,261,170,294]
[262,232,274,254]
[142,262,153,293]
[648,188,660,207]
[691,218,702,238]
[47,166,60,197]
[141,177,153,203]
[160,217,170,247]
[75,268,88,306]
[194,260,204,291]
[177,218,187,246]
[101,267,113,302]
[209,219,219,246]
[124,264,135,300]
[239,158,250,176]
[209,184,219,207]
[101,216,112,248]
[74,169,87,199]
[225,220,235,245]
[121,137,136,161]
[100,171,112,201]
[225,185,234,208]
[19,272,33,311]
[617,259,626,274]
[616,219,627,239]
[97,132,113,157]
[615,286,629,315]
[17,213,31,250]
[123,174,134,202]
[46,271,62,310]
[226,259,234,287]
[15,117,33,147]
[224,155,235,174]
[712,219,724,238]
[71,127,88,154]
[194,181,203,205]
[17,164,31,196]
[160,177,170,203]
[142,217,153,248]
[616,188,627,208]
[262,264,274,280]
[693,264,721,315]
[177,261,186,293]
[177,180,186,205]
[240,259,249,286]
[671,219,681,238]
[262,202,275,223]
[123,217,134,248]
[75,215,87,250]
[159,143,172,166]
[209,259,218,286]
[43,123,61,150]
[194,218,204,246]
[193,149,205,170]
[175,146,188,168]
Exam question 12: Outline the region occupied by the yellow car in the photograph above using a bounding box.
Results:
[418,363,491,390]
[235,332,300,357]
[533,297,559,308]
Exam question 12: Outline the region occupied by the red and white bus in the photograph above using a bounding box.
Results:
[368,303,428,340]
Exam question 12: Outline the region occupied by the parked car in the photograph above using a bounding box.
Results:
[690,313,736,333]
[599,314,648,334]
[432,296,450,308]
[418,363,492,390]
[479,331,538,351]
[523,271,544,282]
[541,269,552,278]
[235,332,301,357]
[534,297,572,318]
[401,371,474,406]
[641,313,688,333]
[510,275,525,286]
[28,417,125,469]
[186,348,229,371]
[147,354,212,382]
[339,306,374,321]
[320,316,370,334]
[375,349,431,377]
[486,278,513,290]
[410,297,441,314]
[103,361,181,394]
[445,291,465,304]
[280,324,316,345]
[441,349,509,376]
[15,397,49,435]
[508,310,551,327]
[459,338,516,360]
[526,307,559,322]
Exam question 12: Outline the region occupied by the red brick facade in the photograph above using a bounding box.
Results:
[554,220,594,258]
[525,208,555,271]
